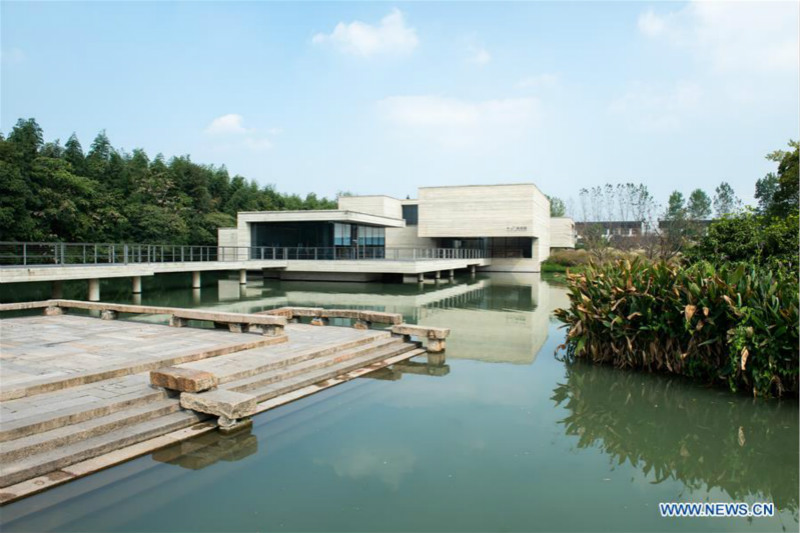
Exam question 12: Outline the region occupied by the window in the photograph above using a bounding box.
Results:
[402,204,419,226]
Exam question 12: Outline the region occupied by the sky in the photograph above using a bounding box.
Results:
[2,1,798,211]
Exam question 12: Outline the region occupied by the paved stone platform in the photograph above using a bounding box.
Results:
[0,311,429,502]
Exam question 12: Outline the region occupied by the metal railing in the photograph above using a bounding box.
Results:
[0,242,487,267]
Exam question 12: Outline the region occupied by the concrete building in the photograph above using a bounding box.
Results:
[219,183,575,280]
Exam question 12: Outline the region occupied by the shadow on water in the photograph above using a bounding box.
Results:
[552,359,799,517]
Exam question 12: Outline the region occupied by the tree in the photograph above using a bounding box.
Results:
[754,173,779,215]
[764,140,799,219]
[7,118,43,168]
[665,191,685,220]
[548,196,566,217]
[687,189,712,219]
[712,182,740,217]
[688,210,798,269]
[64,134,86,175]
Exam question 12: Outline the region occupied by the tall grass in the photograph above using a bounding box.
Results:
[554,259,799,398]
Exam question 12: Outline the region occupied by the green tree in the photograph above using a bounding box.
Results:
[64,133,86,175]
[548,196,566,217]
[687,189,712,219]
[713,182,740,217]
[764,141,799,218]
[754,173,779,215]
[665,191,685,220]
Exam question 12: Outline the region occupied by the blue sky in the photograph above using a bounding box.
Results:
[2,1,798,212]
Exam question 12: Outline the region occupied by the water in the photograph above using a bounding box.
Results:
[1,272,797,532]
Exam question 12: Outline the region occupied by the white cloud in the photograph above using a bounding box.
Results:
[204,114,281,152]
[637,1,799,73]
[609,81,703,132]
[516,73,559,90]
[0,47,26,65]
[204,114,251,135]
[378,95,539,147]
[467,45,491,66]
[312,8,418,58]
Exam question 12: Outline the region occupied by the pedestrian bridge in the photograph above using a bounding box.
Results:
[0,242,489,299]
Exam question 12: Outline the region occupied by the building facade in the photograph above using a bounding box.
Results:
[219,183,575,279]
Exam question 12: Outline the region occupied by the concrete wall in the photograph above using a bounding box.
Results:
[217,228,238,261]
[550,218,576,249]
[385,226,436,249]
[418,184,549,239]
[337,196,402,219]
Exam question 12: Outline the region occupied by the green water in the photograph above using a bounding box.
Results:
[1,272,797,532]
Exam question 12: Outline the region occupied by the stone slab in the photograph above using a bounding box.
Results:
[150,367,218,393]
[391,323,450,339]
[180,390,257,419]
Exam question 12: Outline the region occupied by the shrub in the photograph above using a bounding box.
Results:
[545,249,591,267]
[686,211,799,270]
[554,258,799,398]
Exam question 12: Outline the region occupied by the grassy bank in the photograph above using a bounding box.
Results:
[553,258,799,398]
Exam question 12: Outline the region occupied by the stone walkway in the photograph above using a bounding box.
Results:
[0,313,424,500]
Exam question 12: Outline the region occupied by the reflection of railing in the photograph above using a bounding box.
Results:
[0,242,487,266]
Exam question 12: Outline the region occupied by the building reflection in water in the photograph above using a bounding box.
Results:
[214,272,559,366]
[551,359,799,517]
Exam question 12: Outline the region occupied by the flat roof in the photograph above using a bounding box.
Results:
[237,210,405,228]
[418,182,549,198]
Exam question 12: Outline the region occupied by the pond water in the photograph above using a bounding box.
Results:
[1,272,797,532]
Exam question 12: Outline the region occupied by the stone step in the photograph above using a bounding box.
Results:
[0,410,206,489]
[0,375,169,443]
[223,337,408,394]
[0,332,286,402]
[208,331,393,385]
[0,399,181,463]
[240,341,421,403]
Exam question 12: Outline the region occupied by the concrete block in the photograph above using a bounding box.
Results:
[100,310,118,321]
[391,324,450,339]
[228,323,249,334]
[169,316,188,328]
[151,367,219,392]
[427,339,447,353]
[43,306,64,316]
[359,311,403,325]
[260,324,284,337]
[353,319,371,330]
[310,317,329,326]
[180,390,257,419]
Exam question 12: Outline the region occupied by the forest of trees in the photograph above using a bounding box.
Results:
[0,118,337,245]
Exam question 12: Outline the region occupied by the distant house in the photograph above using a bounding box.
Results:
[574,221,645,240]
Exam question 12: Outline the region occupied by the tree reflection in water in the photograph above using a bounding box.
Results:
[551,360,799,516]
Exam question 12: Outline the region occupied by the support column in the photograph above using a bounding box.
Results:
[449,269,455,279]
[88,279,100,302]
[51,280,63,299]
[192,271,201,289]
[192,288,201,305]
[417,273,424,283]
[132,276,142,294]
[132,293,142,305]
[239,269,247,285]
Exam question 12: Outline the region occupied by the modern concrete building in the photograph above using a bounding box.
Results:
[219,183,575,280]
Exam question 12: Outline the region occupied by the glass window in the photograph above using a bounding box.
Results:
[402,205,419,226]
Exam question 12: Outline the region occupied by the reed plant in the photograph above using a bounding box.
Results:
[554,258,799,398]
